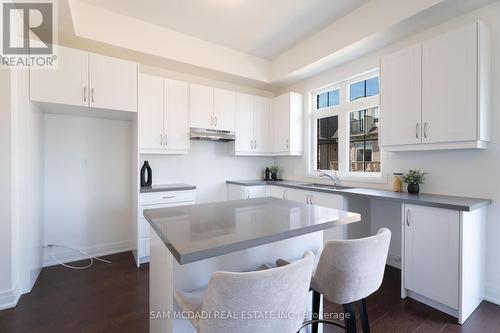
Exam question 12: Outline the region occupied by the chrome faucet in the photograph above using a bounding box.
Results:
[319,171,340,186]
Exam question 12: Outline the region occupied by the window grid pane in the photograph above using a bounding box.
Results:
[316,89,340,109]
[317,116,339,171]
[349,107,380,172]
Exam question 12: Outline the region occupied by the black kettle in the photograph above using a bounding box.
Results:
[140,161,152,187]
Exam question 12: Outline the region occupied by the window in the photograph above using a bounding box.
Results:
[316,89,340,109]
[349,77,379,101]
[311,71,381,179]
[349,108,380,172]
[317,116,339,170]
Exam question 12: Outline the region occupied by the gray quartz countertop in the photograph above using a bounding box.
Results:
[140,183,196,193]
[143,197,360,265]
[226,180,490,211]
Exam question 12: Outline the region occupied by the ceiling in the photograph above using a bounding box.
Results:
[78,0,368,59]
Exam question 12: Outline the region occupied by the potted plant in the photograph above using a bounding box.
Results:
[269,165,279,181]
[402,169,427,194]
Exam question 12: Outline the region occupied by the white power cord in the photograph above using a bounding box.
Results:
[46,244,112,270]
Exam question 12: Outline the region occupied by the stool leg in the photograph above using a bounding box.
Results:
[311,290,321,333]
[359,298,370,333]
[342,303,356,333]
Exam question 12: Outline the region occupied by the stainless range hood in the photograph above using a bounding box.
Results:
[190,127,236,142]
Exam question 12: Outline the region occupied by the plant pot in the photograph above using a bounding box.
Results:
[407,183,420,194]
[271,172,277,181]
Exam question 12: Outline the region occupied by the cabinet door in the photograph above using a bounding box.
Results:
[381,44,422,146]
[190,84,213,129]
[254,97,271,153]
[404,204,459,309]
[422,23,478,143]
[89,53,138,112]
[272,93,291,153]
[285,188,309,204]
[247,186,267,199]
[267,186,286,199]
[235,93,254,153]
[138,74,164,151]
[30,46,89,107]
[164,79,189,152]
[214,88,236,132]
[310,192,345,241]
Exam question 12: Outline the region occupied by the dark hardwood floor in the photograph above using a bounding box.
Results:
[0,251,499,333]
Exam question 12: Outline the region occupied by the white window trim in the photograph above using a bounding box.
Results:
[307,69,387,183]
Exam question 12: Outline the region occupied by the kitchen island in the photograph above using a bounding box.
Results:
[144,197,361,333]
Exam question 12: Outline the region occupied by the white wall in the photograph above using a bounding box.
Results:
[275,1,500,304]
[12,69,45,294]
[140,141,275,203]
[43,114,133,265]
[0,69,15,309]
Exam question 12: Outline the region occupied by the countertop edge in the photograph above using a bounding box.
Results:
[225,180,491,211]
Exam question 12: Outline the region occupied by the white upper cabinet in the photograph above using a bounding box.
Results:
[381,44,422,146]
[234,93,254,153]
[381,21,490,151]
[138,74,164,151]
[214,88,236,132]
[422,22,480,144]
[190,84,213,129]
[164,79,189,152]
[30,46,138,113]
[272,92,303,155]
[234,93,271,155]
[189,85,236,132]
[88,53,138,112]
[138,74,189,154]
[30,46,89,107]
[253,96,271,153]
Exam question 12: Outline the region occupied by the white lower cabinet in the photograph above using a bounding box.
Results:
[404,205,459,309]
[402,204,486,324]
[267,185,345,241]
[135,189,195,266]
[227,184,267,200]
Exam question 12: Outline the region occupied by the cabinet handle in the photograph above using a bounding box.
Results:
[162,196,176,199]
[165,134,168,146]
[424,122,428,138]
[286,139,289,149]
[406,209,411,227]
[91,88,94,103]
[83,87,87,102]
[310,194,313,205]
[254,140,257,149]
[160,134,163,146]
[246,190,250,199]
[415,123,419,139]
[215,116,218,127]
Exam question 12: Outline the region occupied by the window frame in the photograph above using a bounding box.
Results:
[308,70,386,183]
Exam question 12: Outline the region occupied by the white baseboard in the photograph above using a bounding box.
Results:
[0,284,21,310]
[484,285,500,305]
[43,240,135,267]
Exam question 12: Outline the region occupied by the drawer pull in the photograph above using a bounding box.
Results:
[162,196,176,199]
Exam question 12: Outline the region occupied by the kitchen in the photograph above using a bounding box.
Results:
[1,1,500,333]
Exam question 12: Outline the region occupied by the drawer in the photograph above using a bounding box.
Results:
[138,237,150,258]
[138,218,150,238]
[139,190,195,206]
[138,200,195,219]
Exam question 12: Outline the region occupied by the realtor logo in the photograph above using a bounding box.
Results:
[1,0,57,68]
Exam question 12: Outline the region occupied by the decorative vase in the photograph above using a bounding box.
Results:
[271,172,277,181]
[407,183,420,194]
[140,161,152,187]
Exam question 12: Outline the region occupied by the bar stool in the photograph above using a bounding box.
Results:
[174,251,315,333]
[279,228,391,333]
